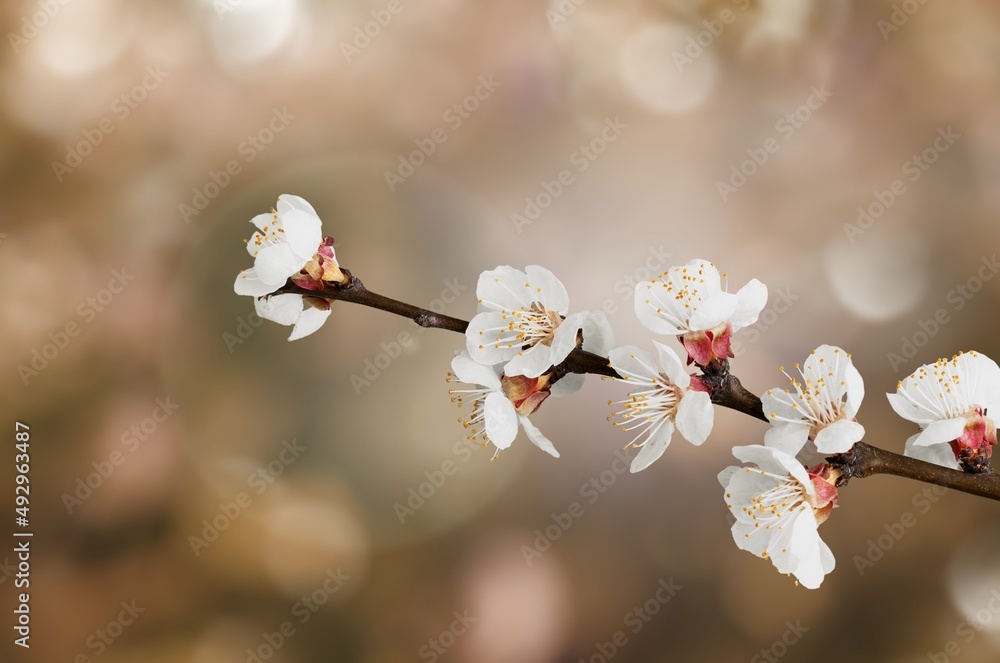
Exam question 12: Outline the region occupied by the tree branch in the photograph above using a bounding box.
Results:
[276,275,618,377]
[275,276,1000,502]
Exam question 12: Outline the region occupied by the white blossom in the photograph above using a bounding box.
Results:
[447,352,560,459]
[606,342,714,473]
[889,351,1000,470]
[762,345,865,458]
[468,265,606,379]
[634,259,767,365]
[719,445,838,589]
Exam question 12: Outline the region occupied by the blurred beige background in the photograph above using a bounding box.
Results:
[3,0,1000,661]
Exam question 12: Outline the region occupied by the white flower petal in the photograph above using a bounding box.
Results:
[762,389,806,423]
[965,352,1000,413]
[246,230,266,257]
[255,293,303,326]
[732,508,797,557]
[903,433,960,469]
[718,465,739,488]
[725,472,784,526]
[675,391,713,445]
[254,242,307,285]
[519,416,560,458]
[802,345,846,393]
[685,259,722,293]
[280,209,323,259]
[732,445,813,495]
[466,311,516,365]
[886,391,937,425]
[581,312,615,356]
[767,508,814,578]
[504,344,556,379]
[288,304,330,341]
[786,509,827,589]
[550,373,585,397]
[912,417,967,447]
[525,265,570,314]
[730,278,768,331]
[630,420,675,473]
[250,212,273,231]
[608,346,658,382]
[653,340,690,387]
[845,360,865,417]
[477,266,530,311]
[548,312,587,367]
[484,391,518,450]
[688,291,739,331]
[763,423,811,457]
[451,352,502,391]
[819,538,836,575]
[277,194,318,216]
[234,268,281,296]
[634,282,686,336]
[813,419,865,454]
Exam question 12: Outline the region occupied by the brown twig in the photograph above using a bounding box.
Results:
[274,275,1000,502]
[276,274,618,377]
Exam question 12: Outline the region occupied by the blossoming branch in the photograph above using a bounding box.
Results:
[235,195,1000,589]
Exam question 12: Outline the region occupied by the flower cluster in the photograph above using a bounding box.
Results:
[448,265,612,458]
[594,259,767,474]
[722,346,1000,588]
[234,195,347,340]
[722,345,861,589]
